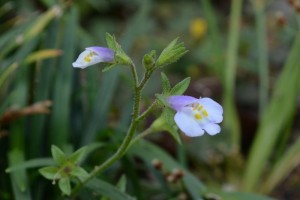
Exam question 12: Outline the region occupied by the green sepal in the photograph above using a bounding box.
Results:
[102,63,117,72]
[105,33,132,65]
[69,146,87,164]
[58,177,71,196]
[105,32,117,51]
[161,108,182,144]
[161,72,171,94]
[155,93,168,106]
[70,167,89,181]
[169,77,190,95]
[150,109,182,144]
[51,145,67,166]
[156,38,188,68]
[39,166,60,180]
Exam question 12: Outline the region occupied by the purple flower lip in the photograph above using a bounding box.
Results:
[167,95,223,137]
[72,46,114,69]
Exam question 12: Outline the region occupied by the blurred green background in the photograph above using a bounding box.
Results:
[1,0,300,199]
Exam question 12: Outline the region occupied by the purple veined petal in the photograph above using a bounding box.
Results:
[168,95,198,111]
[174,111,204,137]
[86,47,114,62]
[202,123,221,135]
[72,47,114,69]
[198,97,223,123]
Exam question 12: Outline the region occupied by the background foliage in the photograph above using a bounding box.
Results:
[1,0,300,199]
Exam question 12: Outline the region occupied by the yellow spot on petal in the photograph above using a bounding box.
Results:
[84,51,96,63]
[202,110,208,117]
[194,113,202,120]
[84,56,91,62]
[197,105,203,111]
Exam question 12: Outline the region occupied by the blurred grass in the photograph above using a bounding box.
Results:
[243,33,300,192]
[252,0,269,117]
[223,0,242,152]
[49,6,77,147]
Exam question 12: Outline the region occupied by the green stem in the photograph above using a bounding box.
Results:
[138,69,154,90]
[136,100,158,122]
[71,65,154,197]
[130,63,139,89]
[130,126,154,146]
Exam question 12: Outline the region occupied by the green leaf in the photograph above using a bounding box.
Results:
[156,38,188,68]
[243,33,300,191]
[39,167,59,180]
[261,137,300,193]
[58,177,71,196]
[215,191,273,200]
[116,175,127,192]
[129,140,206,199]
[49,7,77,146]
[169,77,191,95]
[161,72,171,94]
[69,146,87,164]
[51,145,67,165]
[86,178,135,200]
[6,158,54,173]
[70,167,89,181]
[8,149,32,200]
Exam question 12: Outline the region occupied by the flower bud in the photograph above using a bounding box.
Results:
[143,54,155,70]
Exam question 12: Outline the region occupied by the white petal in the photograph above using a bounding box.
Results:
[198,98,223,123]
[174,111,204,137]
[203,123,221,135]
[72,49,104,69]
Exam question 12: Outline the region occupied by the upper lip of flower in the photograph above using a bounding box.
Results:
[167,95,223,137]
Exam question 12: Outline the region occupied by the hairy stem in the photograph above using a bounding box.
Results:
[71,64,154,196]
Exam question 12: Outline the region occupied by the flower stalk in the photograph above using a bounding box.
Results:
[71,63,153,196]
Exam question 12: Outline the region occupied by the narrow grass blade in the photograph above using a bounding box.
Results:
[261,137,300,193]
[243,33,300,192]
[129,140,206,199]
[0,6,61,59]
[49,8,78,146]
[85,178,135,200]
[29,19,60,157]
[223,0,243,152]
[8,149,32,200]
[252,0,269,116]
[202,0,224,78]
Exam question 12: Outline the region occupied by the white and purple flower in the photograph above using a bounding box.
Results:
[168,95,223,137]
[72,47,114,69]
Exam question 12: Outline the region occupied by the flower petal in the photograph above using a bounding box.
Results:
[72,47,114,69]
[86,47,114,62]
[198,98,223,123]
[174,111,204,137]
[168,95,198,111]
[203,123,221,135]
